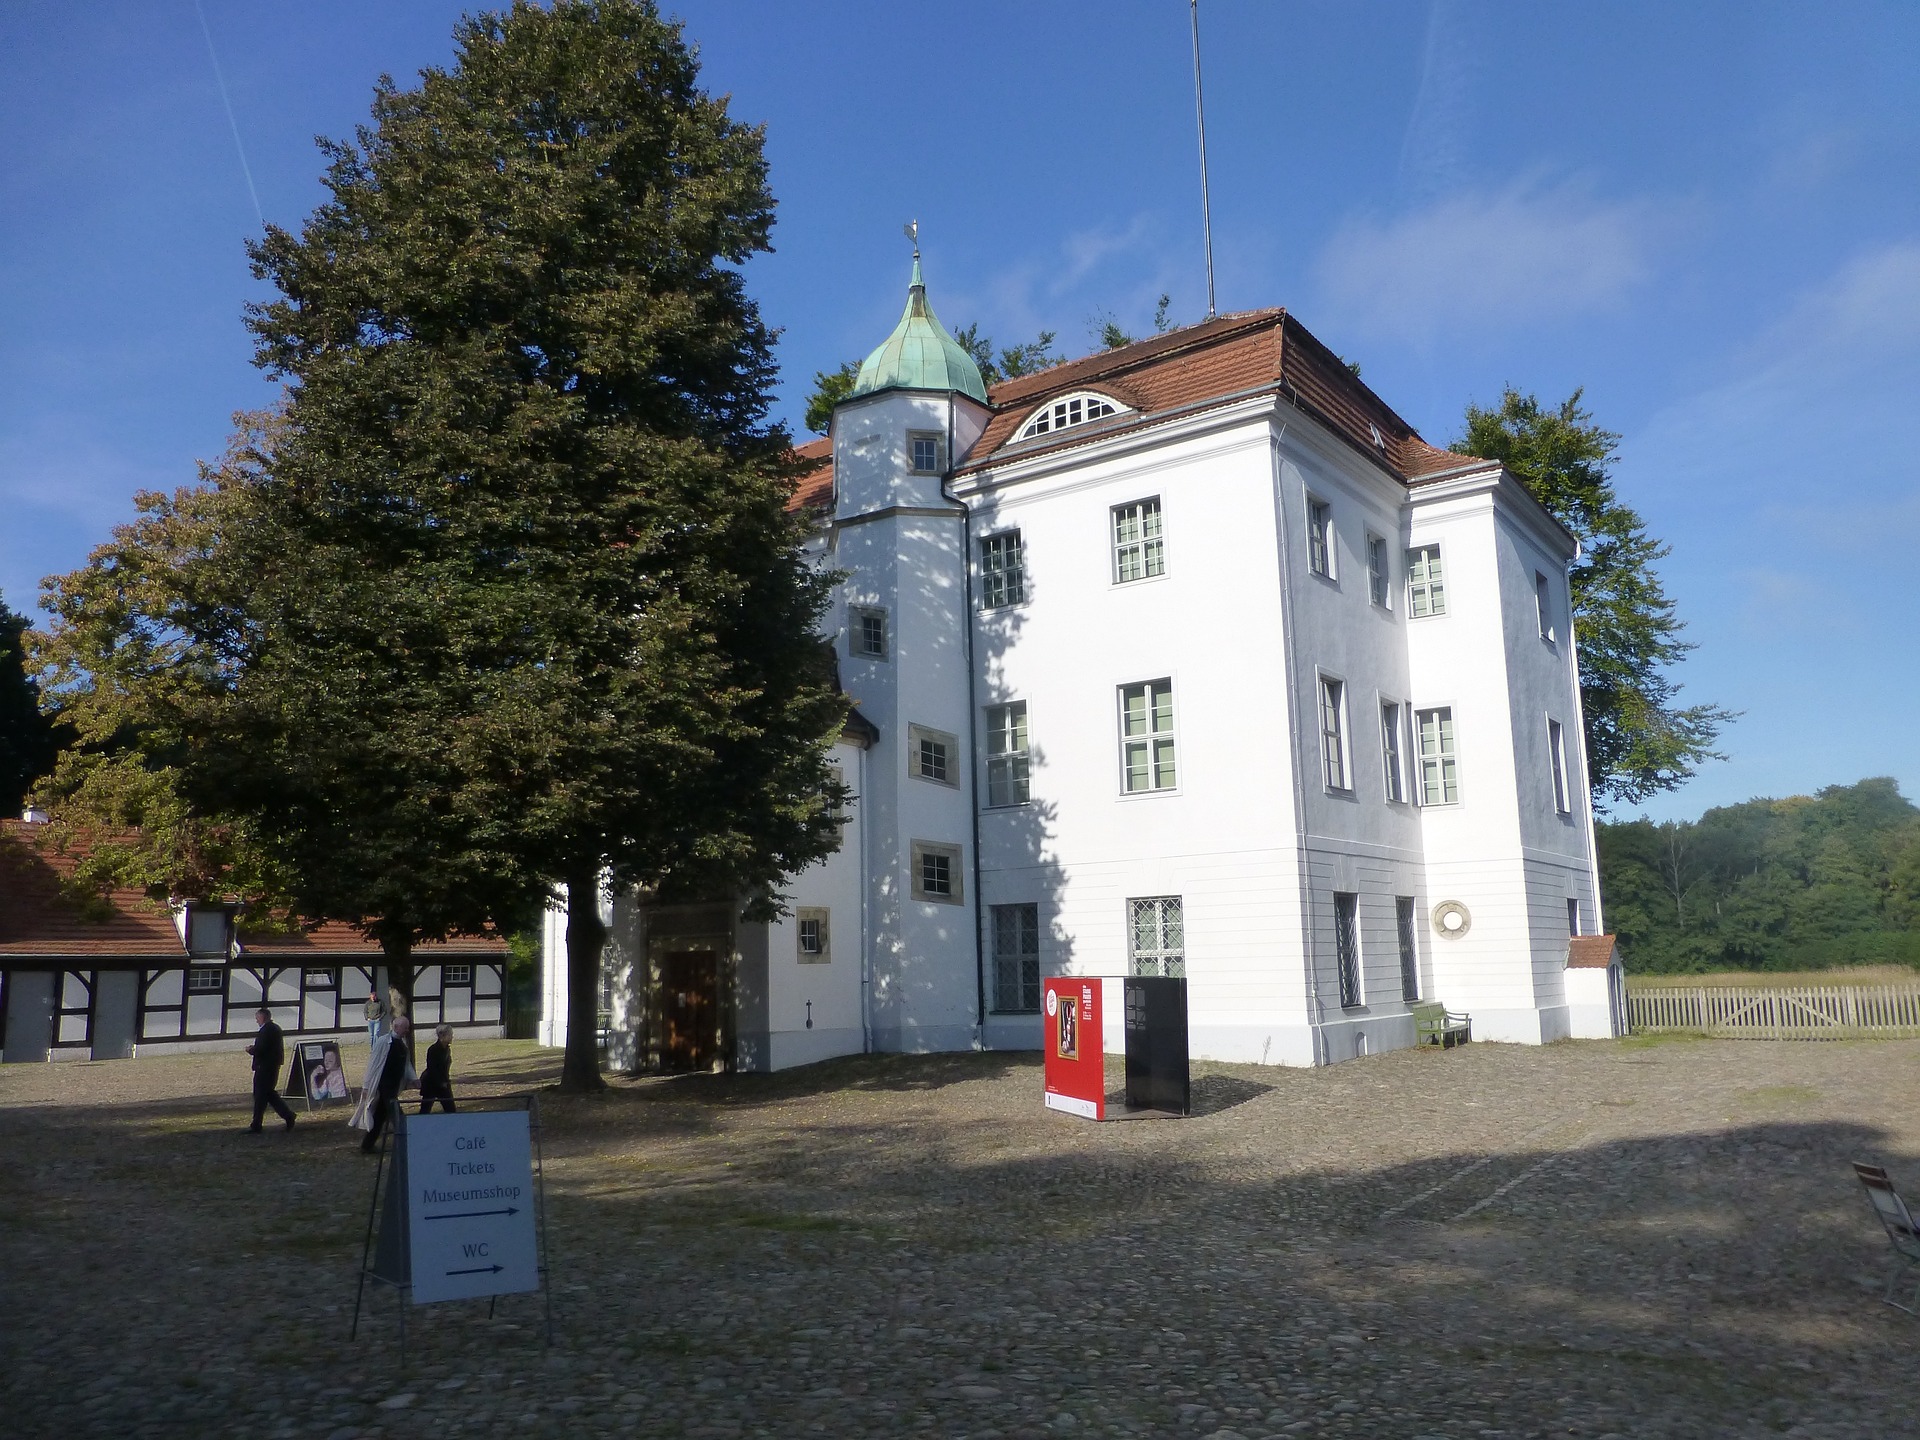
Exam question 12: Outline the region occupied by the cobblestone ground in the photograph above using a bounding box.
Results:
[3,1034,1917,1440]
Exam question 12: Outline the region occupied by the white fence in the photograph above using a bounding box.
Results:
[1627,982,1920,1039]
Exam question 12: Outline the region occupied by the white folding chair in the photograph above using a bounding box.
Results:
[1852,1161,1920,1315]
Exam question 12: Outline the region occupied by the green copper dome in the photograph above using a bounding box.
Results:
[849,257,988,405]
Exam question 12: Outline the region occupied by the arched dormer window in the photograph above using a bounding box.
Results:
[1013,391,1130,442]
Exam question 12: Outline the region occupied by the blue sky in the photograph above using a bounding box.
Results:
[2,1,1915,821]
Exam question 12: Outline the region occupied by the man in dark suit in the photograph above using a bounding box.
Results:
[246,1007,296,1133]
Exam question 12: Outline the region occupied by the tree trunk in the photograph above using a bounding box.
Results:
[559,866,608,1093]
[380,931,418,1063]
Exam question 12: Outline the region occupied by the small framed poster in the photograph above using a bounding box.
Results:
[288,1040,351,1104]
[1043,977,1104,1120]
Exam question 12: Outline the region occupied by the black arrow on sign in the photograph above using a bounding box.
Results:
[424,1207,519,1220]
[447,1264,504,1276]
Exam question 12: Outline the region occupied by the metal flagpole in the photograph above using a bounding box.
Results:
[1189,0,1217,320]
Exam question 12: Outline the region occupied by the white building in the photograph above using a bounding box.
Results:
[541,257,1619,1072]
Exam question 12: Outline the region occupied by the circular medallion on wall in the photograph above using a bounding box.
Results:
[1432,900,1472,939]
[1045,990,1059,1017]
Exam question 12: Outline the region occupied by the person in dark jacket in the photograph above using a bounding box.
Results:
[418,1024,456,1113]
[246,1007,296,1133]
[359,1016,414,1153]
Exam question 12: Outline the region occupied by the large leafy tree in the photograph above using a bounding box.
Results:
[1457,389,1732,809]
[243,0,846,1089]
[0,594,61,813]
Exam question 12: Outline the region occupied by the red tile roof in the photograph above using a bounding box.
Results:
[1566,935,1621,969]
[0,819,506,961]
[785,309,1486,515]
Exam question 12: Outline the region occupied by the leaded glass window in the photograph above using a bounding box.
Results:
[991,904,1041,1012]
[980,530,1025,608]
[1128,896,1185,978]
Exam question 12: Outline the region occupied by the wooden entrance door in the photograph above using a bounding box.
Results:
[659,951,720,1071]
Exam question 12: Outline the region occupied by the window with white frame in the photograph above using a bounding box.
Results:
[980,530,1025,608]
[908,431,946,474]
[1548,717,1571,814]
[910,841,963,904]
[985,702,1030,807]
[1319,676,1350,791]
[186,967,225,994]
[1334,892,1362,1008]
[1381,701,1406,803]
[796,907,830,963]
[1128,896,1185,977]
[991,903,1041,1012]
[1112,498,1165,582]
[1396,896,1420,1001]
[1535,571,1556,642]
[303,968,337,989]
[442,964,473,986]
[1308,498,1334,578]
[1567,897,1581,937]
[850,605,888,659]
[909,724,958,787]
[1416,706,1460,805]
[1120,680,1176,793]
[1367,533,1389,607]
[1407,544,1445,617]
[1015,391,1125,441]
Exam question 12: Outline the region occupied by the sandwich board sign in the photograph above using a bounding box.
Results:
[355,1098,551,1343]
[1043,976,1105,1120]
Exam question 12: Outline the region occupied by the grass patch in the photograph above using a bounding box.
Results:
[1732,1085,1822,1109]
[1628,966,1920,990]
[1617,1030,1708,1049]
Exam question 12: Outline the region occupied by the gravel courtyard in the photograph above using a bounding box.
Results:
[2,1034,1916,1440]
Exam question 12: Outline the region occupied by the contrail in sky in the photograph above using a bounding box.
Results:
[193,0,264,228]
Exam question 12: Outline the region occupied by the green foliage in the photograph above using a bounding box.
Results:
[949,323,1059,385]
[1457,389,1733,809]
[1093,312,1134,350]
[1596,778,1920,973]
[804,361,859,434]
[0,595,61,812]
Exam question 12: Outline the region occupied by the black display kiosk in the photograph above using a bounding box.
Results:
[1123,976,1191,1116]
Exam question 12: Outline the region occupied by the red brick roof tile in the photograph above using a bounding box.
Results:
[1566,935,1621,968]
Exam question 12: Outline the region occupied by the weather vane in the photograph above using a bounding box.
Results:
[904,219,919,258]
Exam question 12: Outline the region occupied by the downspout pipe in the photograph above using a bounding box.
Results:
[944,397,989,1046]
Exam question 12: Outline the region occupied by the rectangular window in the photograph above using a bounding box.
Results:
[186,967,224,994]
[1567,897,1582,937]
[1396,896,1420,1001]
[910,841,963,905]
[1120,680,1177,793]
[1128,896,1185,978]
[1112,499,1165,583]
[442,964,472,987]
[909,724,958,786]
[1319,676,1349,791]
[1381,701,1406,804]
[1407,544,1446,617]
[984,702,1030,807]
[908,431,946,474]
[1367,533,1389,607]
[1416,707,1460,805]
[1535,571,1555,642]
[850,605,888,659]
[1334,892,1361,1008]
[796,907,830,963]
[1548,718,1571,814]
[1308,498,1334,578]
[991,903,1041,1012]
[980,530,1026,608]
[303,968,337,989]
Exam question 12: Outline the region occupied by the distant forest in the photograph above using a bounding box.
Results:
[1596,778,1920,973]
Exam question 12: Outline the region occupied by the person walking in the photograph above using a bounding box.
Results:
[245,1007,296,1134]
[363,990,388,1044]
[418,1025,456,1114]
[351,1015,415,1153]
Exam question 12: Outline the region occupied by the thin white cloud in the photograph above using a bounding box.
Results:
[1312,179,1676,343]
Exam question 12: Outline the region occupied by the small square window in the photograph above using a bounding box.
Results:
[303,968,338,989]
[1112,499,1165,583]
[911,841,964,905]
[850,605,888,659]
[909,724,958,786]
[1367,534,1389,607]
[1127,896,1185,977]
[980,530,1026,608]
[1407,545,1445,617]
[442,964,473,987]
[186,967,225,994]
[908,431,947,474]
[796,908,830,963]
[1308,498,1334,579]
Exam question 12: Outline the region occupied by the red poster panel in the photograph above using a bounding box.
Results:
[1043,977,1104,1120]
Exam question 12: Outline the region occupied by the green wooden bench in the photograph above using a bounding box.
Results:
[1411,1001,1471,1048]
